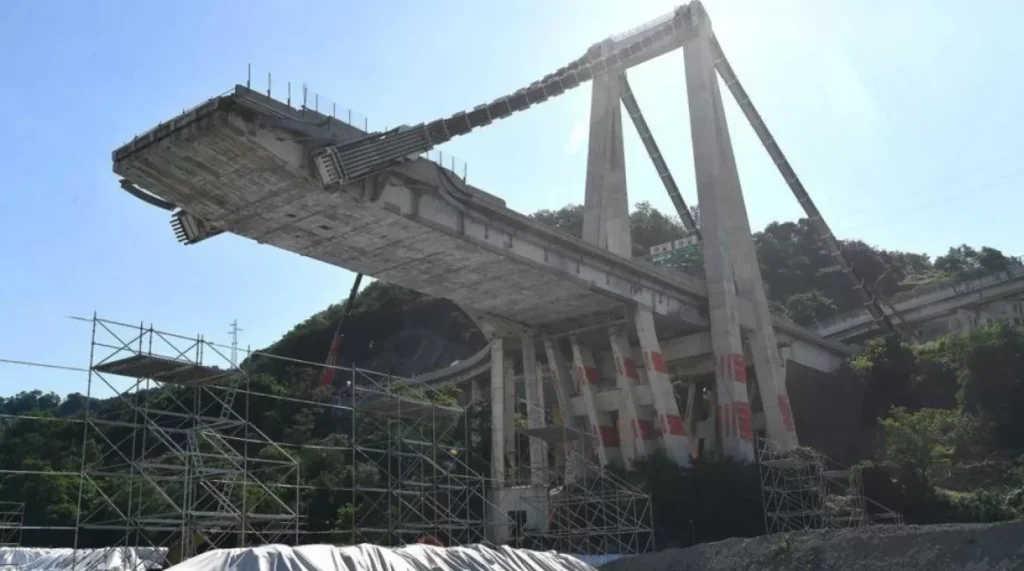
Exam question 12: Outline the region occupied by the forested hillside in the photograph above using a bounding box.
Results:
[1,202,1021,549]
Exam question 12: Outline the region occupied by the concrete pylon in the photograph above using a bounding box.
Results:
[682,19,756,462]
[583,40,631,258]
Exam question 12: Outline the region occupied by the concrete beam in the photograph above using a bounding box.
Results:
[377,178,710,326]
[818,268,1024,342]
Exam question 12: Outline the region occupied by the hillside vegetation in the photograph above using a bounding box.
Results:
[1,203,1021,549]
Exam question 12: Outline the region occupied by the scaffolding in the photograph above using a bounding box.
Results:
[75,316,301,561]
[758,438,902,535]
[70,315,508,564]
[0,502,23,546]
[508,395,654,556]
[0,315,661,561]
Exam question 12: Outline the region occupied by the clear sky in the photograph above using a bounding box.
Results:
[2,0,1023,399]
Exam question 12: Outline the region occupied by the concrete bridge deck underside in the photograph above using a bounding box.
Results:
[113,86,847,358]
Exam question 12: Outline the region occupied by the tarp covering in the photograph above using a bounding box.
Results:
[168,544,597,571]
[0,547,167,571]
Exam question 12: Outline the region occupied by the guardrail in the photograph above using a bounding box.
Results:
[119,65,469,182]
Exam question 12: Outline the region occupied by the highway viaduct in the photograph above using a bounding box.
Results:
[816,267,1024,344]
[113,4,866,532]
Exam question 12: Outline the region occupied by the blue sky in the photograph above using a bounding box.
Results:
[2,0,1023,399]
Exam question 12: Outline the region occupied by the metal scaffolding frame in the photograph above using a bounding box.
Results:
[0,501,24,546]
[0,314,660,561]
[67,315,509,564]
[758,438,902,535]
[75,316,301,561]
[510,396,654,556]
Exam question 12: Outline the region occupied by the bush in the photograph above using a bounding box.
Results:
[635,453,763,549]
[879,408,959,483]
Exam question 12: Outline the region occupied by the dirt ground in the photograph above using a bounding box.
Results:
[600,521,1024,571]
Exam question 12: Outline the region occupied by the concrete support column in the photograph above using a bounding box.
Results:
[608,325,650,466]
[683,20,785,457]
[583,40,631,259]
[503,357,517,480]
[489,338,508,483]
[683,383,699,444]
[543,339,584,481]
[569,336,621,466]
[634,308,692,465]
[522,337,548,486]
[468,376,483,403]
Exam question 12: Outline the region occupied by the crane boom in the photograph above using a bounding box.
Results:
[320,273,365,386]
[708,35,916,342]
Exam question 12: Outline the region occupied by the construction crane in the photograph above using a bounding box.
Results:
[307,2,913,343]
[320,273,365,387]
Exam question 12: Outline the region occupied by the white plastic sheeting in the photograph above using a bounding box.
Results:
[0,547,166,571]
[168,544,597,571]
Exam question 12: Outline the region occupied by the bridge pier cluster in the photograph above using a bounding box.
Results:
[480,10,798,502]
[107,0,874,550]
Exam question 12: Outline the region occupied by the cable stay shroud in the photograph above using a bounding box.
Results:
[709,35,915,342]
[311,5,704,187]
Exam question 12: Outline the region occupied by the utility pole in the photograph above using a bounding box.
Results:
[228,319,243,367]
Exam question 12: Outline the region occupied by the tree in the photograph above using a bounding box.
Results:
[934,244,1018,277]
[628,201,687,258]
[879,408,959,483]
[784,290,837,325]
[950,321,1024,448]
[530,204,583,238]
[850,336,917,422]
[911,342,960,410]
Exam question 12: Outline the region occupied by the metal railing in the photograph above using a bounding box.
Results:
[247,66,469,182]
[119,65,469,182]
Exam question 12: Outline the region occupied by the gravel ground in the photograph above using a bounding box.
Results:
[601,521,1024,571]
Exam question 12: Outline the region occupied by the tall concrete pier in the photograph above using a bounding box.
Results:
[479,5,798,477]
